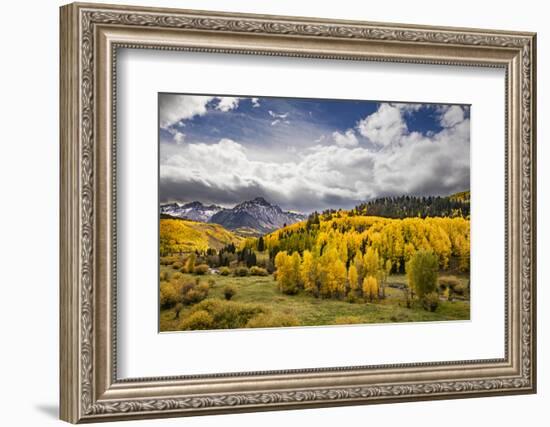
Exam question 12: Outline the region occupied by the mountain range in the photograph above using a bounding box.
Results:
[160,197,306,234]
[160,201,223,223]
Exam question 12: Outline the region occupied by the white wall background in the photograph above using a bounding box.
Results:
[0,0,545,426]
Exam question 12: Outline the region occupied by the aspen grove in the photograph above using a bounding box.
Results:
[262,212,469,300]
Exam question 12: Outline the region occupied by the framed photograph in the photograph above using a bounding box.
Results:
[60,2,537,423]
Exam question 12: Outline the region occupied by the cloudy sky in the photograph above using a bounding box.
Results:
[159,93,470,213]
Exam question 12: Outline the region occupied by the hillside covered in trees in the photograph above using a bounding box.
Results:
[160,217,242,255]
[350,191,470,219]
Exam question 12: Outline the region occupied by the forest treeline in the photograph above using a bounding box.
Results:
[256,214,470,273]
[349,192,470,219]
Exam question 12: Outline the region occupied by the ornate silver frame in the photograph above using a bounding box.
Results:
[60,2,537,423]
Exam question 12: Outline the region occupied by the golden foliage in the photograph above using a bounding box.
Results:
[300,250,318,295]
[160,218,242,255]
[265,214,469,273]
[347,264,359,293]
[362,275,379,302]
[274,251,301,294]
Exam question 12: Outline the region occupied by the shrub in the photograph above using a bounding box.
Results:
[160,281,179,308]
[160,256,178,265]
[453,283,467,296]
[171,271,184,281]
[234,266,249,277]
[207,278,216,288]
[439,275,461,292]
[190,299,268,329]
[345,293,358,304]
[159,271,168,281]
[197,282,209,294]
[246,313,300,328]
[402,287,412,308]
[255,259,267,269]
[224,285,236,300]
[179,310,213,330]
[172,261,183,270]
[249,266,269,276]
[185,253,196,273]
[406,250,439,298]
[421,291,440,312]
[193,264,209,275]
[219,266,231,276]
[334,316,362,325]
[181,281,209,305]
[174,302,184,319]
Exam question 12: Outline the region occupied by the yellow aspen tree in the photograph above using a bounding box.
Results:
[377,258,393,299]
[274,251,288,271]
[290,251,302,290]
[354,253,365,285]
[339,239,349,264]
[403,242,416,262]
[316,250,330,298]
[347,264,359,294]
[318,247,344,297]
[316,231,329,254]
[362,275,379,302]
[385,259,393,278]
[363,247,380,278]
[274,251,294,294]
[301,250,318,296]
[326,257,347,298]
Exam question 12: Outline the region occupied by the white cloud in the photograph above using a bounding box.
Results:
[356,103,407,147]
[251,98,260,108]
[173,132,185,144]
[161,102,470,211]
[439,105,465,128]
[162,115,469,210]
[270,118,290,126]
[167,128,185,144]
[216,97,240,112]
[160,94,243,129]
[393,103,422,113]
[269,110,289,119]
[159,94,213,129]
[332,129,359,147]
[314,135,325,143]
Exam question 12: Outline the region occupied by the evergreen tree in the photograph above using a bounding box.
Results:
[257,236,265,252]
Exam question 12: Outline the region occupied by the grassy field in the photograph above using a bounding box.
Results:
[160,266,470,332]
